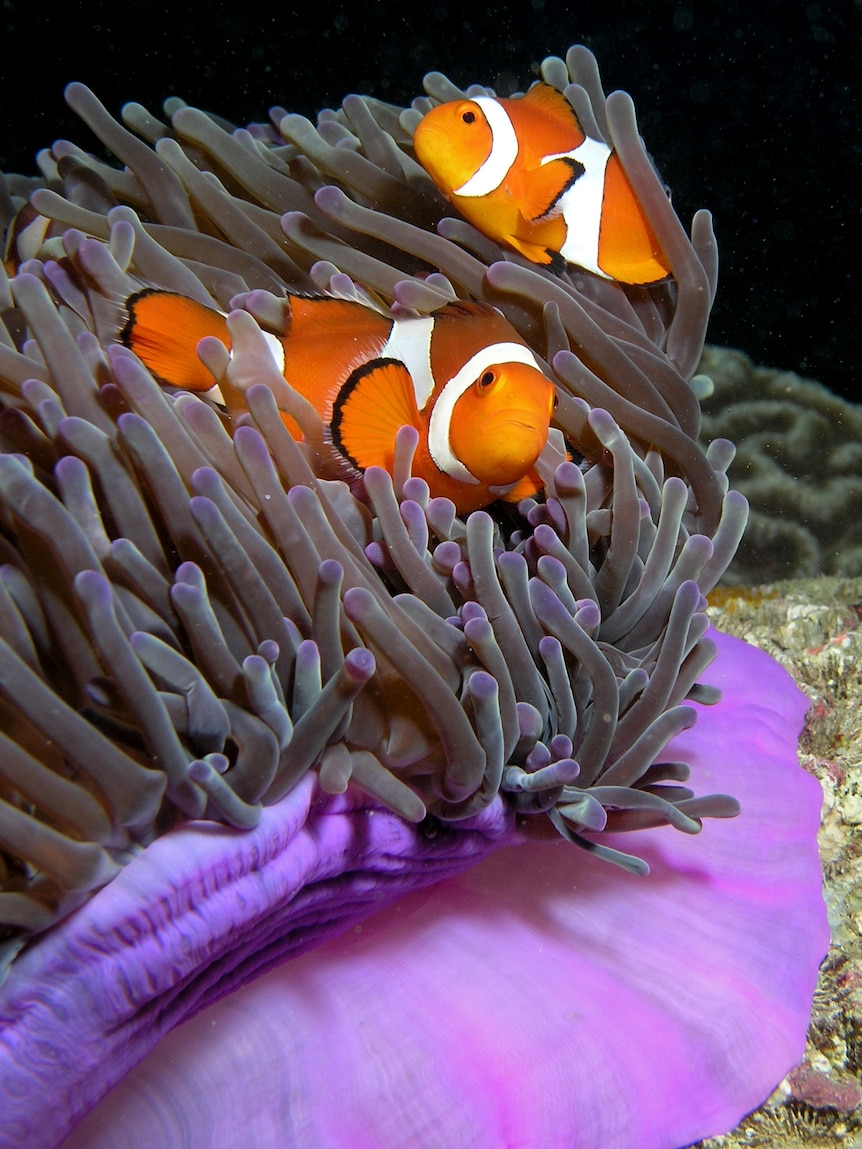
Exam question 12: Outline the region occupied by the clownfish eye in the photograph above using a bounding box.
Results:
[476,369,496,392]
[461,109,477,124]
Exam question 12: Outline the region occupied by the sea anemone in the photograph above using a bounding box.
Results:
[0,46,826,1149]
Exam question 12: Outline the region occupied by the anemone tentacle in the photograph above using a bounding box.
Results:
[0,46,827,1149]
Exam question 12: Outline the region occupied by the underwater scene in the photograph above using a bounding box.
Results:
[0,2,859,1147]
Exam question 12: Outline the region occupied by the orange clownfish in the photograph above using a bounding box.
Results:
[413,82,671,284]
[121,290,556,514]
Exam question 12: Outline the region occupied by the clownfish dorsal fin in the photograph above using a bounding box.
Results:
[520,82,583,131]
[121,289,229,391]
[432,298,499,324]
[282,295,393,408]
[286,295,393,346]
[331,358,421,474]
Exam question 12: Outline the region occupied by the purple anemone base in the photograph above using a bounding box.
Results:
[1,630,827,1149]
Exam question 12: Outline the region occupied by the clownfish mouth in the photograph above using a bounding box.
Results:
[413,121,448,157]
[486,415,548,442]
[466,419,548,483]
[413,120,465,188]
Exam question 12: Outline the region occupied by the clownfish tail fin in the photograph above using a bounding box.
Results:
[121,288,229,391]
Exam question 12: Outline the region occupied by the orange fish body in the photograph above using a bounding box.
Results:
[121,290,555,514]
[413,83,670,284]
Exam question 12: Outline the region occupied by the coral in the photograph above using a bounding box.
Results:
[698,345,862,584]
[699,576,862,1149]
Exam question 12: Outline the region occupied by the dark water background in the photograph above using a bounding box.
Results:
[1,0,859,403]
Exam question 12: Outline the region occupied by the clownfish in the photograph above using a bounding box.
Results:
[120,290,556,514]
[413,82,671,284]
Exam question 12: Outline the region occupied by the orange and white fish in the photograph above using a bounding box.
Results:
[121,290,556,514]
[413,82,670,284]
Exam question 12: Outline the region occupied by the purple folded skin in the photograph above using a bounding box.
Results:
[0,782,516,1149]
[0,631,826,1149]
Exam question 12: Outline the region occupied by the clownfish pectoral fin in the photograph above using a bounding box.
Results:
[519,157,585,222]
[121,289,230,391]
[330,358,422,475]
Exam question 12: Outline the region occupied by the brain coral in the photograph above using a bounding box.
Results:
[698,345,862,584]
